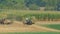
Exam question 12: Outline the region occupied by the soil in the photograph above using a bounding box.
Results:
[0,21,60,32]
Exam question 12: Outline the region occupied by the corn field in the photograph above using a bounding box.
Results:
[23,13,60,21]
[0,10,60,21]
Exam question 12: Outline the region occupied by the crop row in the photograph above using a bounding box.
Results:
[23,13,60,21]
[0,12,60,21]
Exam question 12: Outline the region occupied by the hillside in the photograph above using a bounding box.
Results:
[0,0,59,10]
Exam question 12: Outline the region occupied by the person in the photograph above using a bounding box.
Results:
[25,17,32,25]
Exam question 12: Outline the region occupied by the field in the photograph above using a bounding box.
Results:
[41,24,60,30]
[1,10,60,21]
[0,10,60,34]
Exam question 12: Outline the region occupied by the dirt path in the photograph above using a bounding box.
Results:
[0,21,60,32]
[31,25,60,32]
[35,21,60,24]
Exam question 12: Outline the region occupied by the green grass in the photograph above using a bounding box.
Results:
[41,24,60,30]
[0,32,60,34]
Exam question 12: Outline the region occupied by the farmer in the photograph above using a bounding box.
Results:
[25,17,32,25]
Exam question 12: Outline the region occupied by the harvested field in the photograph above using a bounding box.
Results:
[0,21,60,32]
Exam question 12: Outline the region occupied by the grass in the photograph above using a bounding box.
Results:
[0,32,60,34]
[41,24,60,30]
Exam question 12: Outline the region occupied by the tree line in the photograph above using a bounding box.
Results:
[0,0,60,11]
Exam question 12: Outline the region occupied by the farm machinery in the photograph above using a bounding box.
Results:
[0,17,35,25]
[23,18,35,25]
[0,18,12,24]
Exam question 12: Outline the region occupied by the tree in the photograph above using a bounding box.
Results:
[29,4,40,10]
